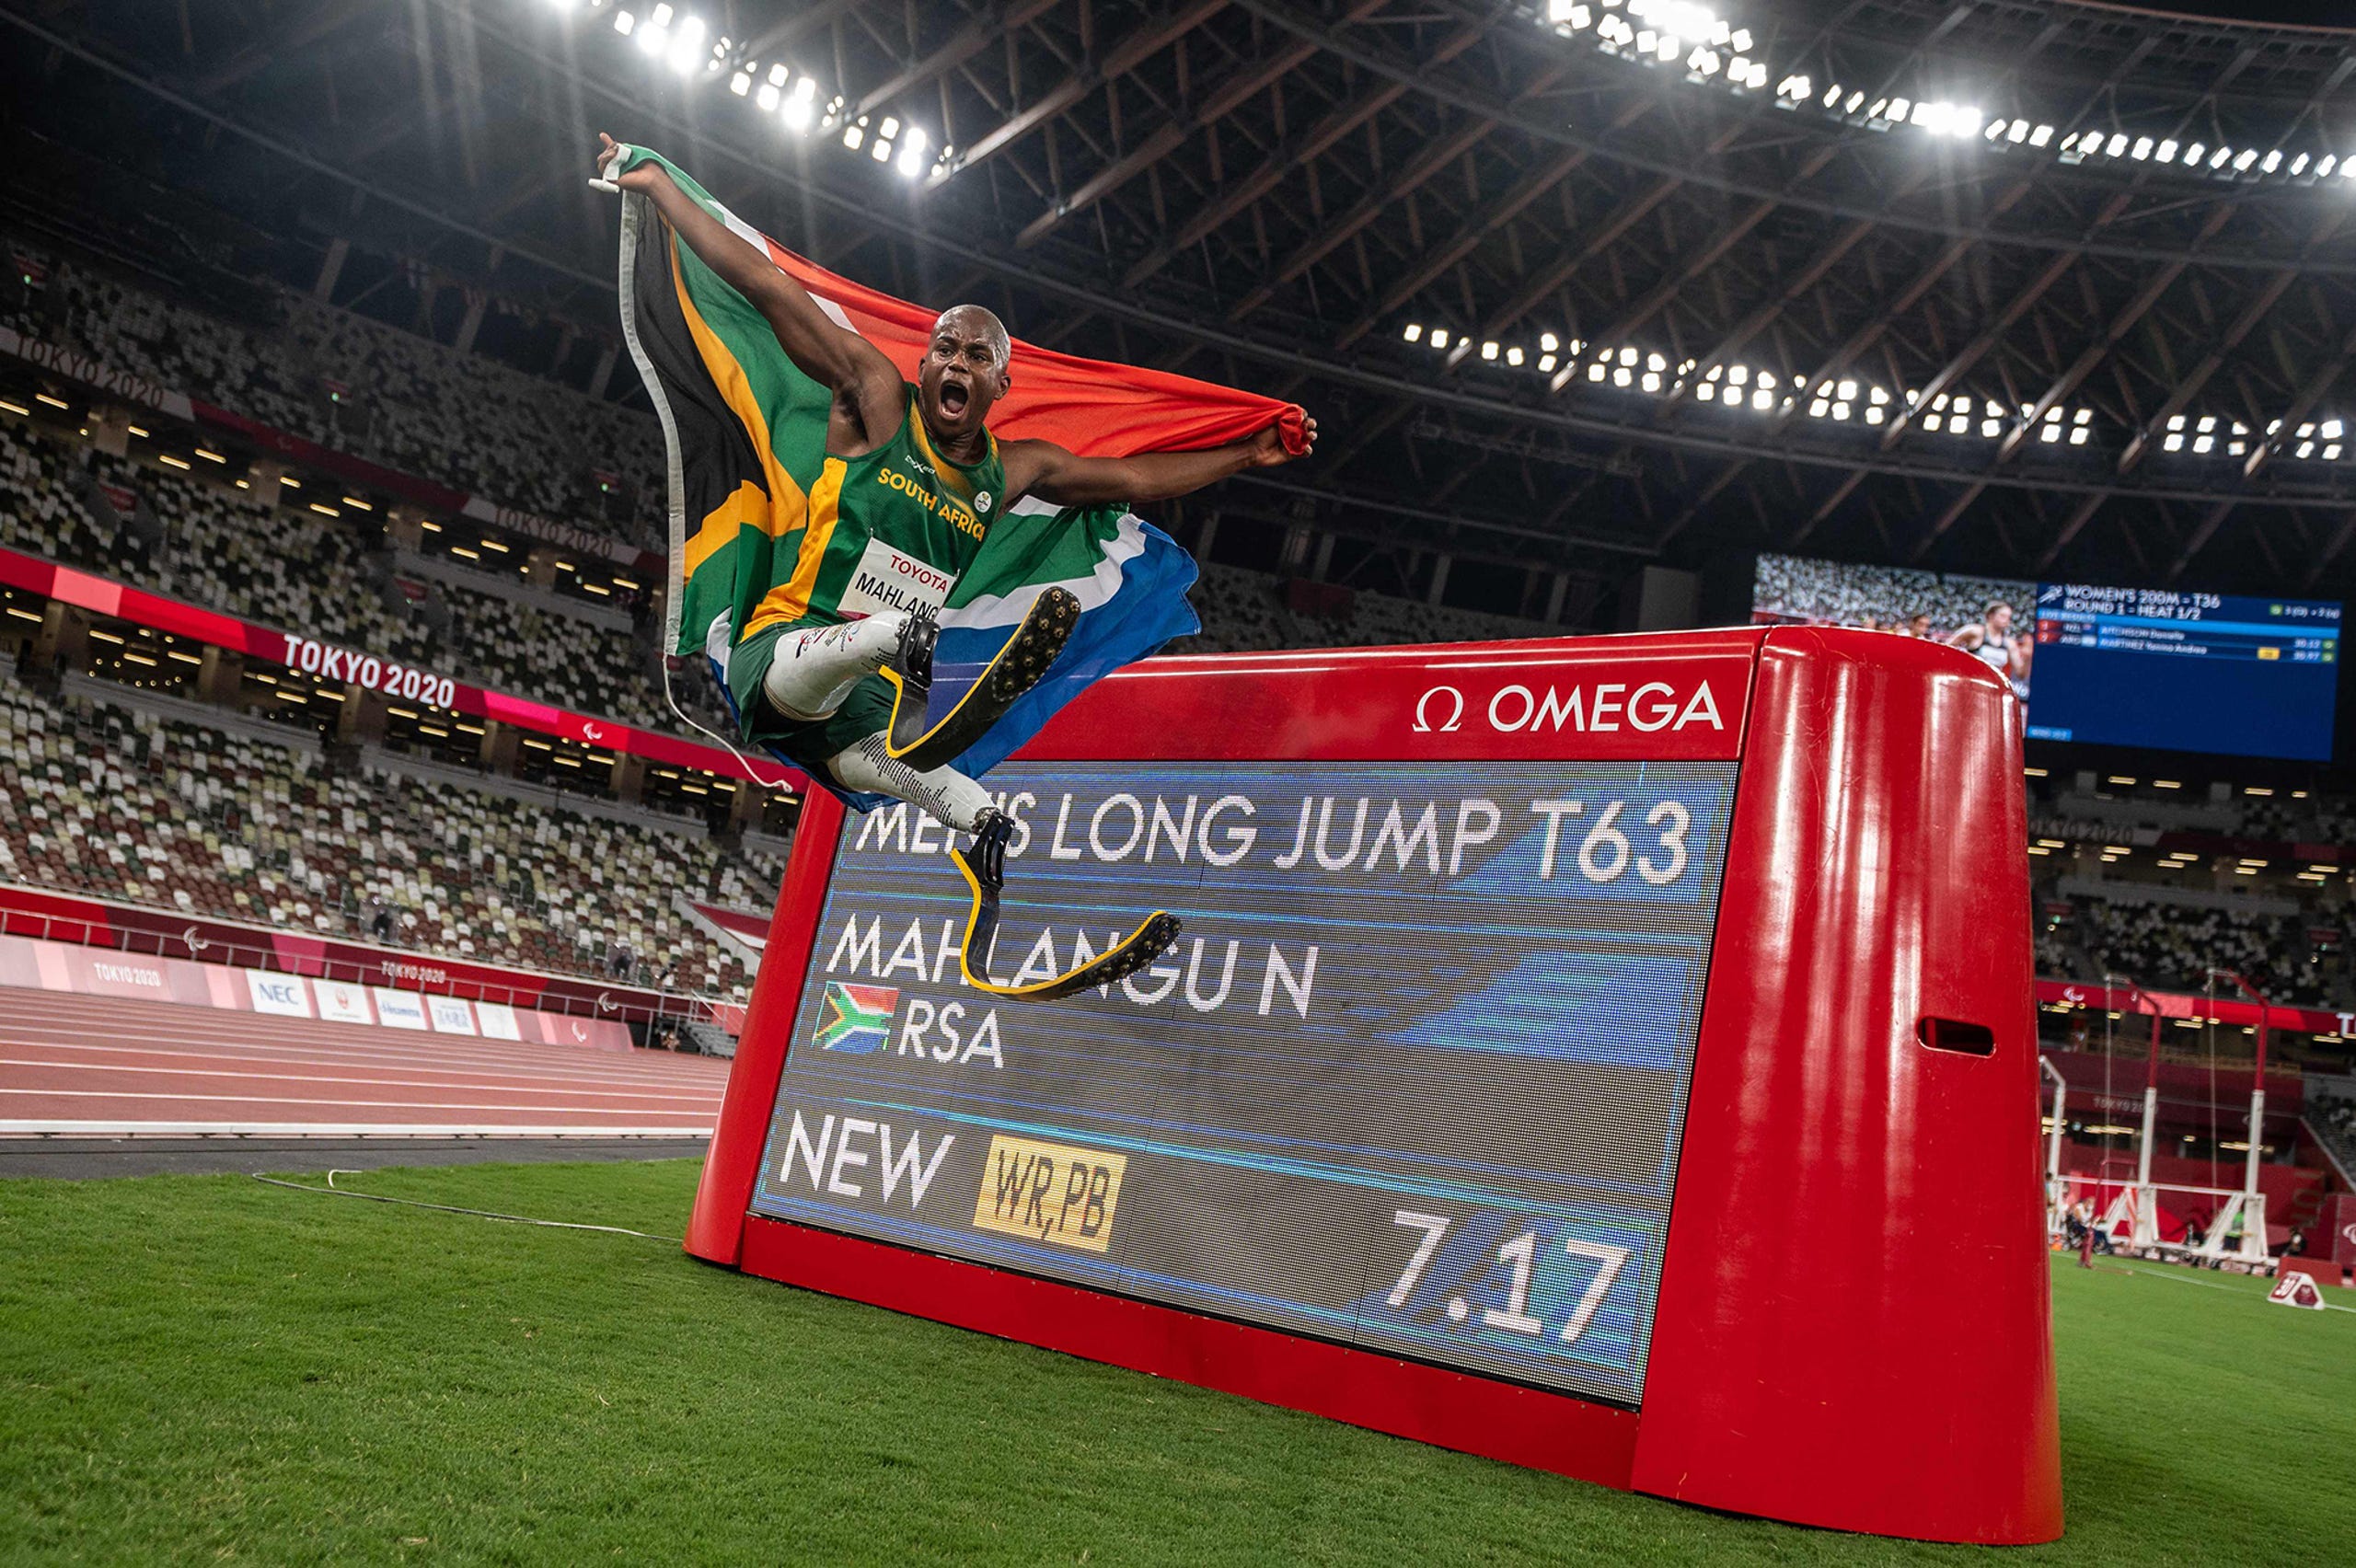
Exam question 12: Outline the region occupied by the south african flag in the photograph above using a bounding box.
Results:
[812,982,899,1055]
[607,144,1304,807]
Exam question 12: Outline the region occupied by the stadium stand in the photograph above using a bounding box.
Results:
[1750,552,2027,641]
[2033,924,2082,980]
[9,233,667,547]
[0,672,758,998]
[13,226,2356,1048]
[0,418,709,731]
[2313,1079,2356,1174]
[2027,769,2356,1011]
[4,410,1570,732]
[2074,900,2317,1006]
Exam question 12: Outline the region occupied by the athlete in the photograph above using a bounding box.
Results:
[599,135,1316,996]
[1949,600,2016,675]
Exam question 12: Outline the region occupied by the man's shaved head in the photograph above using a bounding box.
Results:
[918,303,1015,447]
[934,304,1010,369]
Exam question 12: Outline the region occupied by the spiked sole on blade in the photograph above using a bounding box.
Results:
[949,839,1181,1003]
[882,586,1080,772]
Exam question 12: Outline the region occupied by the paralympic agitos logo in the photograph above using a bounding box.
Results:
[1412,677,1725,735]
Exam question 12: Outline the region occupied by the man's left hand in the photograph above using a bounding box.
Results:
[1245,416,1317,468]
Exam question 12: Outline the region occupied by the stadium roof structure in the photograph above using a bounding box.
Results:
[11,0,2356,620]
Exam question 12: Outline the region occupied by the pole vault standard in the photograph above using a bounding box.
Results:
[2073,974,2271,1265]
[2063,976,2157,1245]
[2209,967,2271,1206]
[2109,977,2163,1190]
[2039,1055,2067,1194]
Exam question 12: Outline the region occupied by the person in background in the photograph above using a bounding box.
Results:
[1949,600,2015,674]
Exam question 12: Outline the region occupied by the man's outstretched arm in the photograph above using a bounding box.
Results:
[597,133,902,443]
[1006,418,1319,508]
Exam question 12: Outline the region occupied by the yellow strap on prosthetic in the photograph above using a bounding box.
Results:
[877,622,1021,765]
[948,842,1176,1002]
[882,586,1079,770]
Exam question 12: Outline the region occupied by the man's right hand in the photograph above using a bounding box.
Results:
[595,133,664,195]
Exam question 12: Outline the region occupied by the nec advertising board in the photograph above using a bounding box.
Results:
[243,968,313,1018]
[692,629,2061,1544]
[0,933,645,1053]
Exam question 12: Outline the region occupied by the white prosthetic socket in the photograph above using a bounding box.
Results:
[826,732,994,833]
[761,612,908,721]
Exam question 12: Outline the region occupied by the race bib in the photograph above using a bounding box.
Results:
[838,537,955,619]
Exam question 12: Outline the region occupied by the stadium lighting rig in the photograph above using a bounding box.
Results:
[1396,327,2108,442]
[490,2,2356,465]
[551,0,2349,197]
[1537,0,2350,191]
[1396,322,2351,465]
[538,0,953,181]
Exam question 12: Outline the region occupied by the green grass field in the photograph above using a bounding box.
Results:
[2,1160,2350,1564]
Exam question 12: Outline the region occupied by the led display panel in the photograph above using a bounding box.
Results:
[749,758,1735,1406]
[2026,585,2340,760]
[1753,554,2343,761]
[1750,553,2036,696]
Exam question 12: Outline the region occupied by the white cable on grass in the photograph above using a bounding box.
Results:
[249,1170,679,1243]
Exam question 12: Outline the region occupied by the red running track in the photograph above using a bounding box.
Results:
[0,987,731,1136]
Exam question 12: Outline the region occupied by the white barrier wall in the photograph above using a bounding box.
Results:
[0,934,635,1050]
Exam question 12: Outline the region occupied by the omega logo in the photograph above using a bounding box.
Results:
[1412,678,1724,736]
[1412,686,1465,733]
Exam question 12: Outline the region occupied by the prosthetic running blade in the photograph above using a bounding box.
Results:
[879,586,1080,773]
[949,811,1180,1001]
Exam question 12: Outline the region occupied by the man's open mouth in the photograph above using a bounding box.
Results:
[940,380,970,416]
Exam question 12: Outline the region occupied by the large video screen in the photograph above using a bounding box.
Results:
[1750,554,2036,698]
[1752,555,2341,761]
[2024,586,2339,760]
[751,759,1737,1407]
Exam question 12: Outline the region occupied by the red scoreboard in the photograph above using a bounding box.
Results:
[687,626,2062,1546]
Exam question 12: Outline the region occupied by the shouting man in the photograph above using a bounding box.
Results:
[597,136,1316,997]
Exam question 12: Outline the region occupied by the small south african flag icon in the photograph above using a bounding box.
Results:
[813,982,899,1055]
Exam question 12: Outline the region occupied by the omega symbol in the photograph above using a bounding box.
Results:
[1413,685,1465,733]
